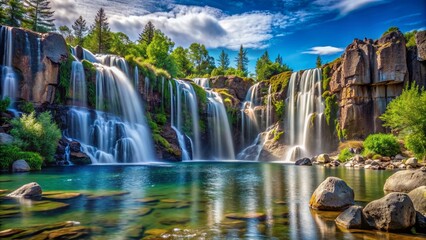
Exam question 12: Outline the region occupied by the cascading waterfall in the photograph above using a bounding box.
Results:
[240,83,263,148]
[206,90,235,159]
[66,48,155,163]
[169,80,201,160]
[71,61,87,106]
[0,26,18,106]
[283,69,325,162]
[193,78,210,88]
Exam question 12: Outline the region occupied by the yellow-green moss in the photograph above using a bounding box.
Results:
[270,71,292,93]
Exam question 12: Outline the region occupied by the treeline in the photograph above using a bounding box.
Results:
[0,0,55,32]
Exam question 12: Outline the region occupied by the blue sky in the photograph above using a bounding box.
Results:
[53,0,426,73]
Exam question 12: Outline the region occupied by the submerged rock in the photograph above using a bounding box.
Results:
[144,228,168,236]
[363,192,416,231]
[43,192,82,200]
[309,177,354,211]
[7,182,42,200]
[159,217,191,225]
[335,205,365,229]
[12,160,30,172]
[225,212,267,221]
[408,186,426,215]
[384,169,426,193]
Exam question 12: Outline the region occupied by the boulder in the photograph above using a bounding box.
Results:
[12,160,30,172]
[317,154,331,164]
[394,154,405,161]
[384,169,426,193]
[7,182,42,200]
[309,177,354,210]
[295,158,312,166]
[0,133,13,144]
[405,158,418,168]
[335,205,365,229]
[69,152,92,165]
[42,32,68,63]
[415,211,426,233]
[416,31,426,61]
[363,192,416,231]
[408,186,426,215]
[353,154,364,163]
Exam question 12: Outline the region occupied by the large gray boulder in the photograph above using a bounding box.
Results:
[7,182,42,200]
[12,160,30,172]
[309,177,354,210]
[42,32,68,63]
[363,192,416,231]
[0,133,13,144]
[335,205,365,229]
[408,186,426,215]
[384,169,426,193]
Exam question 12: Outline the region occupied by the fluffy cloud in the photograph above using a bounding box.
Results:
[302,46,344,55]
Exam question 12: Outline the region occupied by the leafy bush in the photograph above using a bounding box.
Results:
[372,154,382,160]
[338,148,354,162]
[363,133,400,157]
[11,112,61,163]
[0,97,11,113]
[274,100,285,119]
[19,101,34,114]
[322,65,331,91]
[382,26,400,36]
[381,83,426,160]
[0,145,43,171]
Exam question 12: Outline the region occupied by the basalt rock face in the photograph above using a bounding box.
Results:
[210,76,254,101]
[328,30,425,139]
[6,26,68,105]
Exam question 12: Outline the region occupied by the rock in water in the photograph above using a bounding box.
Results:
[12,160,30,172]
[309,177,354,210]
[7,182,42,200]
[408,186,426,215]
[295,158,312,166]
[405,158,418,168]
[384,169,426,193]
[317,154,330,163]
[335,205,365,229]
[363,192,416,231]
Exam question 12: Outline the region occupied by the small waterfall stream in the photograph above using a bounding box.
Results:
[0,26,18,107]
[283,69,325,162]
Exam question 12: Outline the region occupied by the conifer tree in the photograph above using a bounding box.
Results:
[72,16,88,46]
[138,21,155,45]
[6,0,26,27]
[92,8,110,53]
[235,45,248,76]
[316,55,322,68]
[218,49,229,70]
[275,54,283,65]
[25,0,55,32]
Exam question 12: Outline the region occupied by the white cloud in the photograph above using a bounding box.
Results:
[302,46,344,55]
[314,0,386,16]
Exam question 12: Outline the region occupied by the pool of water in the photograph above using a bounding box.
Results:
[0,162,421,239]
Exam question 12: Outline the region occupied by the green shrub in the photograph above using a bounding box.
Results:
[273,131,284,142]
[270,71,292,93]
[323,91,339,126]
[11,112,61,163]
[372,154,382,160]
[19,101,34,114]
[0,145,43,171]
[0,97,11,113]
[274,100,285,119]
[362,148,375,159]
[363,133,400,157]
[405,133,426,160]
[338,148,354,162]
[155,113,167,125]
[382,26,400,36]
[322,65,331,91]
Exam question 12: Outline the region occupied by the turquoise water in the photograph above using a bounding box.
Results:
[0,162,421,239]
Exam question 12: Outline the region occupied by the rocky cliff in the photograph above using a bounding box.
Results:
[327,30,426,139]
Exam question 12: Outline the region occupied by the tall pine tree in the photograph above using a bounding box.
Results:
[72,16,88,46]
[138,21,155,45]
[316,55,322,68]
[218,49,229,70]
[6,0,26,27]
[25,0,55,32]
[235,45,248,76]
[92,8,110,53]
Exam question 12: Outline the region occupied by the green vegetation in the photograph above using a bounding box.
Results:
[190,82,207,106]
[336,121,347,142]
[0,144,43,171]
[255,50,291,81]
[382,26,400,36]
[322,91,339,126]
[363,133,400,157]
[381,83,426,160]
[338,148,354,162]
[404,30,417,48]
[10,112,61,163]
[269,71,292,93]
[56,52,75,104]
[273,130,284,142]
[316,56,322,68]
[235,45,249,77]
[25,0,55,32]
[322,65,331,91]
[0,97,11,113]
[19,101,34,114]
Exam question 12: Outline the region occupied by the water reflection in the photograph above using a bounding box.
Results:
[0,163,420,239]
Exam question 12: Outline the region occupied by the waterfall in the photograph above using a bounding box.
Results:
[170,79,201,160]
[193,78,210,88]
[266,85,272,128]
[240,83,262,148]
[0,26,18,106]
[206,90,235,159]
[134,66,139,89]
[283,69,325,162]
[66,48,155,163]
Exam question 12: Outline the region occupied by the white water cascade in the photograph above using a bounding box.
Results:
[283,69,325,162]
[0,26,18,107]
[66,49,155,163]
[169,80,201,160]
[206,90,235,159]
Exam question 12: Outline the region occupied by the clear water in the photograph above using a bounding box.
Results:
[0,163,420,239]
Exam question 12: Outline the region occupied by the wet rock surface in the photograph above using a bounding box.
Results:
[309,177,354,211]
